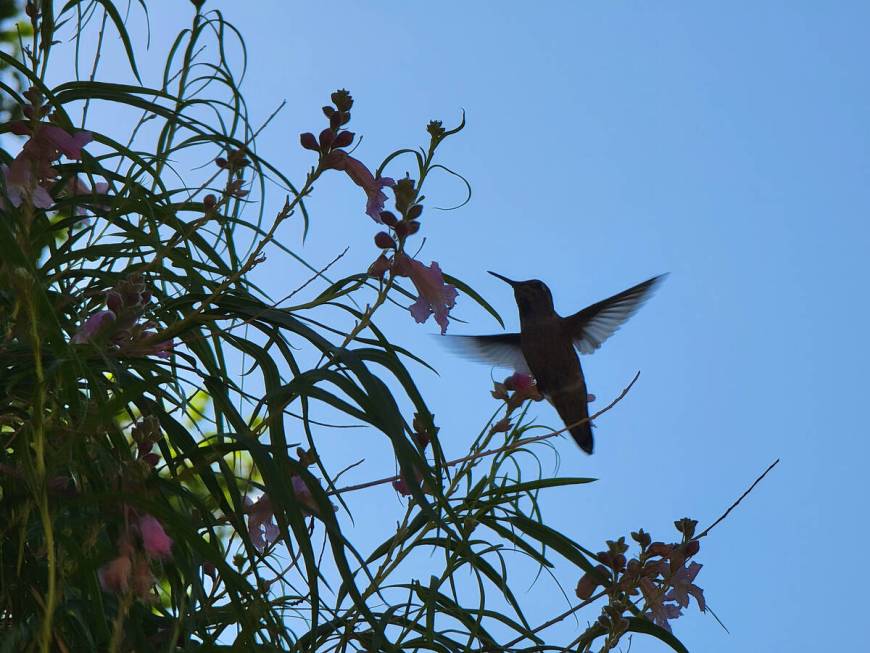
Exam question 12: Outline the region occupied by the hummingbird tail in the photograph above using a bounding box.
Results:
[548,388,595,454]
[569,422,594,454]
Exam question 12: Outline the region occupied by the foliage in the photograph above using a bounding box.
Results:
[0,2,718,651]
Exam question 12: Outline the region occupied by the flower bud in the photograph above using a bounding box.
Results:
[300,132,319,151]
[203,193,217,209]
[322,106,336,119]
[333,131,354,148]
[394,220,421,239]
[374,232,396,249]
[330,89,353,111]
[406,204,423,220]
[318,128,336,150]
[367,254,391,278]
[379,211,398,226]
[674,517,698,539]
[215,157,228,169]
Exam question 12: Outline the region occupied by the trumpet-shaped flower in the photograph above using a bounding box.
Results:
[394,255,458,334]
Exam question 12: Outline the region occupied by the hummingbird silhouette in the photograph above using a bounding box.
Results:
[447,273,666,454]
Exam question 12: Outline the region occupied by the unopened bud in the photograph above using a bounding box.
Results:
[330,89,353,112]
[379,211,398,226]
[318,128,336,150]
[300,132,319,151]
[406,204,423,220]
[374,232,396,249]
[367,254,391,278]
[333,131,354,148]
[394,220,421,239]
[203,194,217,209]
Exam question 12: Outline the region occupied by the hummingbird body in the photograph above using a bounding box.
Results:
[447,273,666,454]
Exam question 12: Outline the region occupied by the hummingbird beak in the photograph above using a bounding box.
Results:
[488,271,518,287]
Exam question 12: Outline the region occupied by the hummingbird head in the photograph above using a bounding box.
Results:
[488,271,555,316]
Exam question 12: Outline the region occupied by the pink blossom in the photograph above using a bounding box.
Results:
[639,577,682,632]
[646,599,683,632]
[138,514,173,559]
[138,330,174,359]
[506,372,535,393]
[2,158,53,209]
[323,151,395,221]
[69,176,111,214]
[71,309,116,343]
[40,124,93,159]
[292,475,320,515]
[10,120,92,159]
[665,561,706,612]
[393,255,458,335]
[245,494,279,552]
[99,554,132,594]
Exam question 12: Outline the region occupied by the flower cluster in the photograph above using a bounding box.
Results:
[368,177,459,334]
[301,89,394,222]
[575,518,706,645]
[392,412,438,496]
[72,273,172,358]
[488,372,545,435]
[131,415,162,469]
[244,449,327,553]
[99,510,173,600]
[1,88,93,210]
[302,92,460,334]
[215,145,251,199]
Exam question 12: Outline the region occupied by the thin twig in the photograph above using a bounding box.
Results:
[330,371,641,496]
[500,588,608,651]
[276,247,350,305]
[696,458,780,540]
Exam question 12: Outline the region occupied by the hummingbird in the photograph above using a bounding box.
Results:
[447,273,666,453]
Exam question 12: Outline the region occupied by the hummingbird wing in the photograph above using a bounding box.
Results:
[441,334,530,373]
[563,274,667,354]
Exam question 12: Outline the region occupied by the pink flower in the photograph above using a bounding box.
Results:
[506,372,535,393]
[99,554,132,594]
[138,330,174,359]
[40,124,93,159]
[292,475,320,515]
[138,514,173,559]
[665,561,705,612]
[9,120,92,159]
[71,309,116,343]
[69,176,111,214]
[2,158,53,209]
[245,494,279,552]
[393,255,458,334]
[323,151,394,221]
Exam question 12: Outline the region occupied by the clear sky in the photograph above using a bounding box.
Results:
[40,1,870,650]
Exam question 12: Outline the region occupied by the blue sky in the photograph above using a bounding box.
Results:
[37,1,870,650]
